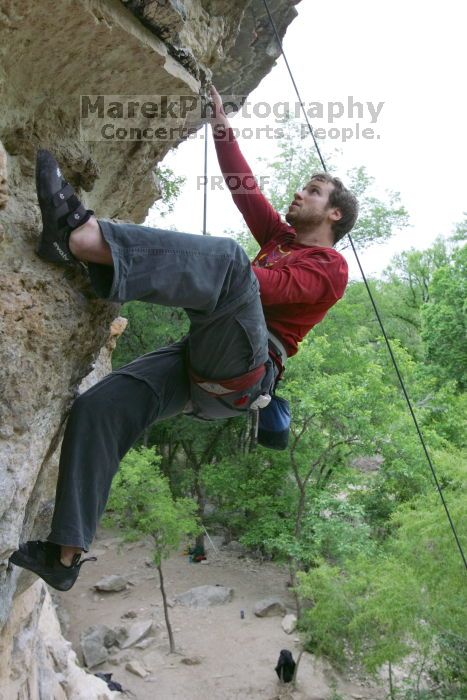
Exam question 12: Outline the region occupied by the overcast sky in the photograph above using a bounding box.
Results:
[146,0,466,279]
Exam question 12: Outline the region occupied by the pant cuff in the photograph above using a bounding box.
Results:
[87,219,122,300]
[46,533,90,553]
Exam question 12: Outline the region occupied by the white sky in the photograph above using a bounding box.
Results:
[146,0,466,279]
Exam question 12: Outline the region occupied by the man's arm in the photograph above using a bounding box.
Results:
[209,87,285,247]
[253,251,349,306]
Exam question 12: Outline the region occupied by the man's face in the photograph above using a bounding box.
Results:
[285,178,335,228]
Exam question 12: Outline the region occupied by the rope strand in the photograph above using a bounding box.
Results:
[202,122,208,235]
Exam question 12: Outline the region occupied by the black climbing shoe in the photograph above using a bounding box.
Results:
[9,540,97,592]
[35,149,93,265]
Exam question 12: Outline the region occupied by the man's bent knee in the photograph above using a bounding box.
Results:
[225,238,250,266]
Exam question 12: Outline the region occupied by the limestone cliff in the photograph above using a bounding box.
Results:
[0,0,300,695]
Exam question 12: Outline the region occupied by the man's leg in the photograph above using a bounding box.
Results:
[69,215,112,264]
[10,342,189,589]
[71,216,258,323]
[34,149,266,379]
[49,341,189,556]
[73,216,269,377]
[10,152,268,588]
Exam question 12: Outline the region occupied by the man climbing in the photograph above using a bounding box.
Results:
[9,87,358,591]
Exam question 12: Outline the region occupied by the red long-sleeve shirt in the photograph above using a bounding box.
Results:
[214,129,348,357]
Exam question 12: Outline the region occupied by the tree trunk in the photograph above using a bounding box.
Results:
[292,649,304,688]
[157,563,176,654]
[289,486,306,618]
[294,486,306,538]
[416,653,427,698]
[193,477,206,553]
[288,558,301,618]
[388,661,396,700]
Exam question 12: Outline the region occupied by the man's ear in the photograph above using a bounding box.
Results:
[329,207,342,223]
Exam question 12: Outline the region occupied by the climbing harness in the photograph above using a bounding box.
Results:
[188,362,271,420]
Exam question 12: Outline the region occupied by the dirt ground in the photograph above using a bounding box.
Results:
[54,526,385,700]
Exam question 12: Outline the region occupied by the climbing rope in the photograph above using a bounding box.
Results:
[202,122,208,235]
[260,0,466,571]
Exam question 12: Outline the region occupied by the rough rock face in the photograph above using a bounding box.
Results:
[0,0,300,694]
[122,0,301,96]
[0,581,118,699]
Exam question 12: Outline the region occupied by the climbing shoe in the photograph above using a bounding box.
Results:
[9,540,97,592]
[35,149,93,265]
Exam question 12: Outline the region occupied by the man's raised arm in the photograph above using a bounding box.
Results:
[209,86,284,247]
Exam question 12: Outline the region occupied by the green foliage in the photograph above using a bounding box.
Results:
[297,450,467,693]
[259,117,324,214]
[103,447,200,565]
[201,449,293,549]
[450,213,467,243]
[112,302,189,369]
[421,243,467,390]
[384,238,450,307]
[297,493,375,564]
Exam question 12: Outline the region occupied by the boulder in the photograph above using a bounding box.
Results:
[93,575,128,592]
[254,597,287,617]
[80,624,117,667]
[175,585,234,608]
[113,625,129,648]
[281,613,297,634]
[119,620,154,649]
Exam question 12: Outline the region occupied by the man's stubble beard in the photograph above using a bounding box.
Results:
[285,207,326,229]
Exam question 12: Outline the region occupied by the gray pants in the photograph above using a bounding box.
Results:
[46,220,269,552]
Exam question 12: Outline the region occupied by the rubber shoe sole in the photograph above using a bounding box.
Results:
[9,540,97,592]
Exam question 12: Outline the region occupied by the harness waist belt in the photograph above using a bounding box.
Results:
[190,363,266,396]
[187,362,271,421]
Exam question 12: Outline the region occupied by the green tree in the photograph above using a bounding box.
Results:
[112,303,188,370]
[379,238,451,358]
[421,243,467,390]
[203,332,423,612]
[384,238,450,307]
[103,447,200,653]
[297,449,467,699]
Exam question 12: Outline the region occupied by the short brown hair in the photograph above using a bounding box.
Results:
[310,173,358,244]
